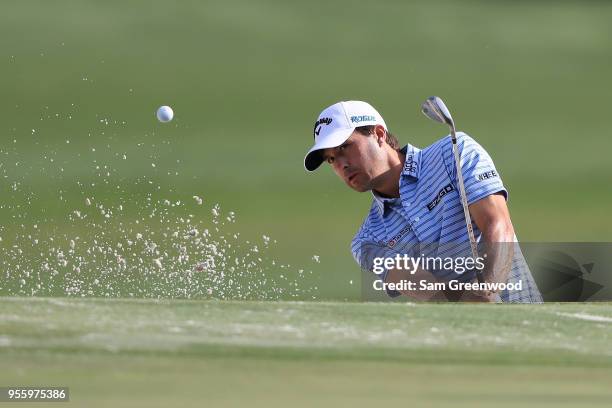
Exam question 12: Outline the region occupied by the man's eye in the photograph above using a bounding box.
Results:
[327,157,335,164]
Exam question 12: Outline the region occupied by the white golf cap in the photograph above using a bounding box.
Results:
[304,100,387,171]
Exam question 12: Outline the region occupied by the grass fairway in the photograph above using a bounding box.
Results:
[1,298,611,407]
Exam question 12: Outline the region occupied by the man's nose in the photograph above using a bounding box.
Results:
[335,155,349,170]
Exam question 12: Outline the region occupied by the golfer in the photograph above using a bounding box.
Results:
[304,100,542,302]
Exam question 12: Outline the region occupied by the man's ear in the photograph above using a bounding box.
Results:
[374,124,386,146]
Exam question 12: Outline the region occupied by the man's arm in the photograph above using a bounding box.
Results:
[468,192,515,287]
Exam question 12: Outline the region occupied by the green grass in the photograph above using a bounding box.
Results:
[1,298,611,407]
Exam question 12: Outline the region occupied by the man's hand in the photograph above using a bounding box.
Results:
[385,266,441,301]
[458,288,499,302]
[385,267,498,302]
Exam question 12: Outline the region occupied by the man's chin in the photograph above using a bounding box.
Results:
[347,181,370,193]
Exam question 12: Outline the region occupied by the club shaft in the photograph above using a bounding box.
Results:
[450,129,483,283]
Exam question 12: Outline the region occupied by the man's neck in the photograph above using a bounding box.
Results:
[372,150,405,198]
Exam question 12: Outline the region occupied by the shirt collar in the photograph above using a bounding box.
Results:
[371,145,420,216]
[371,190,399,216]
[401,144,420,179]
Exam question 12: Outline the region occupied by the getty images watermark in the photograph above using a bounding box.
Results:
[371,254,524,292]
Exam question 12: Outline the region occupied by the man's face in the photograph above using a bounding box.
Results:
[321,129,388,192]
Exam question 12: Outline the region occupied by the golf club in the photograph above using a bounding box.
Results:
[421,96,483,283]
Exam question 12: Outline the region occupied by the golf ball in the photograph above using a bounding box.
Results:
[156,105,174,123]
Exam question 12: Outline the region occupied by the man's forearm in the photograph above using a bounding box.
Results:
[468,193,517,289]
[479,220,515,287]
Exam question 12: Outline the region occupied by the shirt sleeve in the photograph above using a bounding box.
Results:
[351,232,402,298]
[443,132,508,204]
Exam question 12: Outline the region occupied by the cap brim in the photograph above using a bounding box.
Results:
[304,128,354,171]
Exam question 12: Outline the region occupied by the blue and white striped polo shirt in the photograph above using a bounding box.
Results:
[351,132,542,303]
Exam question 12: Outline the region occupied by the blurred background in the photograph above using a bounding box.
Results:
[1,0,611,300]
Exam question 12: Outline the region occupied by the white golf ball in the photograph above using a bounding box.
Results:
[156,105,174,123]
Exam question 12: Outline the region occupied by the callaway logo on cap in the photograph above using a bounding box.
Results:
[304,101,387,171]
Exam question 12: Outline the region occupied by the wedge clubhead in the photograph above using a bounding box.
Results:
[421,96,455,131]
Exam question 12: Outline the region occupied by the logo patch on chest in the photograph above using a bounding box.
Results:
[386,224,413,248]
[426,183,454,211]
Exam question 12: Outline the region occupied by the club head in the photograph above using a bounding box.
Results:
[421,96,455,129]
